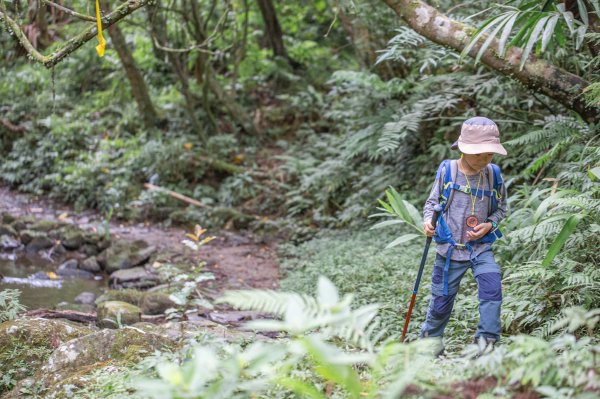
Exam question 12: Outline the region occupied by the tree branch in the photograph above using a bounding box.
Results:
[0,0,151,68]
[41,0,96,22]
[380,0,598,122]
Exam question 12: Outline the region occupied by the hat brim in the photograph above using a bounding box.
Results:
[456,141,507,156]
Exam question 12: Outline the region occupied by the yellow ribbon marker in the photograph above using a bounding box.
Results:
[95,0,106,57]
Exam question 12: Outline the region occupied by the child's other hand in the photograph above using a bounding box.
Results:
[423,220,435,237]
[467,222,492,241]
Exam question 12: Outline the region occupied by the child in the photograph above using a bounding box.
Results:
[421,116,507,354]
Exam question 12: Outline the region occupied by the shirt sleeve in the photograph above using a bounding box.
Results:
[486,178,507,224]
[423,167,444,223]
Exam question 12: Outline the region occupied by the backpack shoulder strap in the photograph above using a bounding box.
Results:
[437,159,457,210]
[487,163,502,213]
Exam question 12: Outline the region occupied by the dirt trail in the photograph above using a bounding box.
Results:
[0,186,280,294]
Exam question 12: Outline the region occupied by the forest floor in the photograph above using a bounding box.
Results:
[0,185,280,297]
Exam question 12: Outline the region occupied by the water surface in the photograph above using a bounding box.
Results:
[0,254,106,310]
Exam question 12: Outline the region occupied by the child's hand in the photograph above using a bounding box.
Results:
[423,220,435,237]
[467,222,492,241]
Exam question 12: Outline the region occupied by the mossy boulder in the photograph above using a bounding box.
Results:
[0,224,17,237]
[0,318,90,393]
[41,327,175,387]
[60,230,84,250]
[80,256,101,273]
[20,230,54,252]
[96,289,176,315]
[31,219,65,233]
[99,240,156,273]
[96,301,141,328]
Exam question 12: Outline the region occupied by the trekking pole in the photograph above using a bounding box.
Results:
[400,205,441,342]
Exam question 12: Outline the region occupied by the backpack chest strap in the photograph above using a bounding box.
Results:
[447,183,494,198]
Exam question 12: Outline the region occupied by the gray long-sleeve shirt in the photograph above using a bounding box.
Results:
[423,162,507,261]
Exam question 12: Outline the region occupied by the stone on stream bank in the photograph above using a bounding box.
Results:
[96,289,176,315]
[0,234,20,250]
[109,266,160,289]
[99,240,157,273]
[96,301,142,328]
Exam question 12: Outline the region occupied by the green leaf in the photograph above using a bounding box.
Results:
[403,199,423,227]
[588,166,600,181]
[542,214,582,267]
[476,13,512,63]
[498,12,519,56]
[461,16,505,62]
[576,0,589,25]
[369,219,404,229]
[385,233,422,249]
[317,276,339,306]
[276,377,327,399]
[540,15,559,52]
[520,15,549,70]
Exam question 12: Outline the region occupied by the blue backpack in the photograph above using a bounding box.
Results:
[433,159,504,295]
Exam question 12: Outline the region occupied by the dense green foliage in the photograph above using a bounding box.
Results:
[1,0,599,397]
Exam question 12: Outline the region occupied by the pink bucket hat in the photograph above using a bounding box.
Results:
[450,117,507,155]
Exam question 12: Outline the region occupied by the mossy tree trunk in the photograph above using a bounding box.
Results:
[107,21,158,129]
[380,0,598,122]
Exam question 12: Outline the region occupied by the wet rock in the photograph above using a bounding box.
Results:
[52,244,67,256]
[74,292,97,305]
[61,230,83,250]
[0,234,20,250]
[31,271,52,280]
[24,232,54,252]
[56,268,94,279]
[80,256,101,273]
[81,243,100,256]
[58,259,79,270]
[109,266,159,289]
[83,232,104,245]
[97,238,111,251]
[96,301,141,328]
[100,240,156,273]
[0,224,17,237]
[19,229,36,244]
[10,216,35,232]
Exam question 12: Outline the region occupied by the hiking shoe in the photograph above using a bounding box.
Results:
[473,336,497,356]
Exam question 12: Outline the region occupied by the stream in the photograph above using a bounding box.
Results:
[0,254,106,310]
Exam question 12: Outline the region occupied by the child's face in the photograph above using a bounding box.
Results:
[463,153,494,172]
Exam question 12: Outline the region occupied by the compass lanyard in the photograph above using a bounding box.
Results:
[462,169,483,228]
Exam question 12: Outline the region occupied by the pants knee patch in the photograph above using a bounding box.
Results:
[477,273,502,301]
[431,293,456,319]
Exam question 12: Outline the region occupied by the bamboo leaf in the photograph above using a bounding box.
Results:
[369,219,405,229]
[476,13,511,63]
[403,199,423,228]
[520,16,549,70]
[461,16,504,61]
[576,0,589,25]
[575,25,586,49]
[385,234,422,249]
[541,15,559,52]
[542,214,582,267]
[498,12,519,56]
